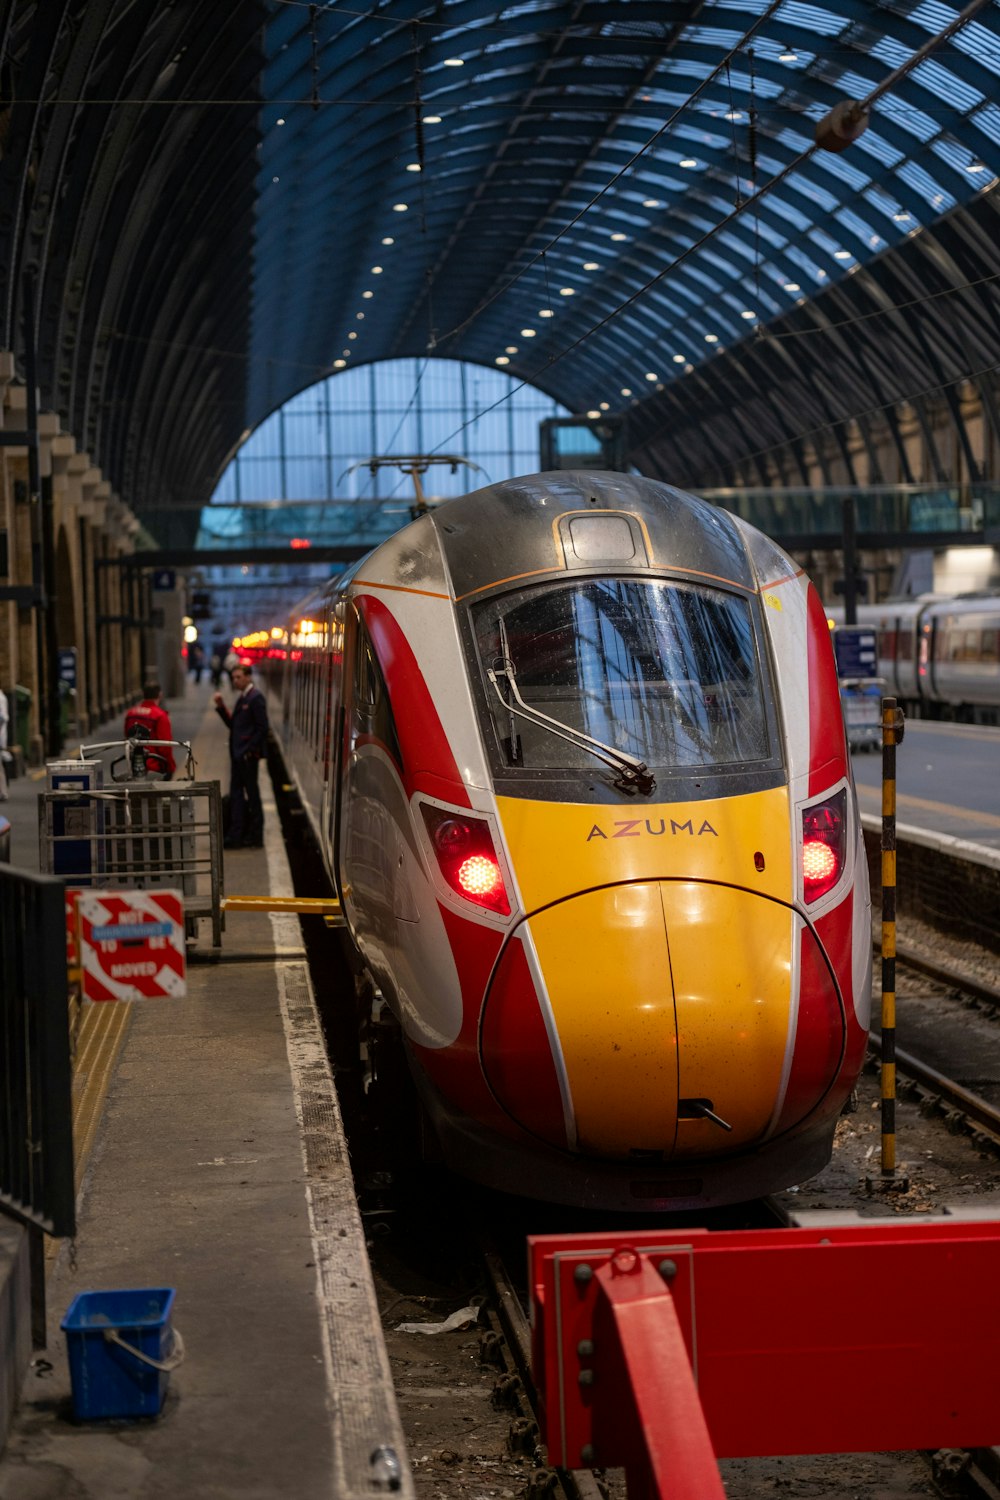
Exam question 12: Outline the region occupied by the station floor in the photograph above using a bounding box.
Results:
[0,680,412,1499]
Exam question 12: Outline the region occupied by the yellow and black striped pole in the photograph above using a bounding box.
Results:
[880,695,903,1179]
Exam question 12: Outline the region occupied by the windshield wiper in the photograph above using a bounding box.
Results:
[497,616,521,764]
[486,652,656,796]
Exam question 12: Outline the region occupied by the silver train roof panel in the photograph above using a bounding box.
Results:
[429,471,758,602]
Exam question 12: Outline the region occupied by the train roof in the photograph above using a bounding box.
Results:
[426,470,760,601]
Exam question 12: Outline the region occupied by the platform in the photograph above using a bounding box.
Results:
[0,680,413,1499]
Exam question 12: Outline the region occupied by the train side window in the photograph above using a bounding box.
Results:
[355,632,381,717]
[982,628,999,663]
[352,618,403,768]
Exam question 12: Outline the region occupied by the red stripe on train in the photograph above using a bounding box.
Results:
[358,594,470,806]
[806,582,848,797]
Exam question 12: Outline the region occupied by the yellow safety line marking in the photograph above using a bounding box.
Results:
[47,999,134,1264]
[222,895,342,914]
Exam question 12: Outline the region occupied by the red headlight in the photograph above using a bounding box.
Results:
[420,805,510,915]
[802,789,847,903]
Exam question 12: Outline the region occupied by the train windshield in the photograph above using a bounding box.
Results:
[472,578,769,774]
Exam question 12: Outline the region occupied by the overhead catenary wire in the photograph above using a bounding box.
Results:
[432,0,786,348]
[421,0,996,458]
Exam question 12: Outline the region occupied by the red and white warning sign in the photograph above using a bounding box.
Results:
[74,889,187,1002]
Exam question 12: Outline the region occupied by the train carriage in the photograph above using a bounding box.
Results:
[269,472,872,1210]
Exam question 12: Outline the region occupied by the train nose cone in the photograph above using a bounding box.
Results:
[482,882,824,1158]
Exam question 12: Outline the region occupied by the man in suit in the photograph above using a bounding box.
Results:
[213,661,269,848]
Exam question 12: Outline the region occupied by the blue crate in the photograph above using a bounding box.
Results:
[61,1288,178,1420]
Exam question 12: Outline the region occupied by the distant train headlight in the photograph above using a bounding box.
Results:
[801,789,847,903]
[421,805,511,915]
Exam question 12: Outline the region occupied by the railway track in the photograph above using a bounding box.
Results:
[875,945,1000,1150]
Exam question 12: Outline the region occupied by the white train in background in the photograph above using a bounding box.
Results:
[827,591,1000,722]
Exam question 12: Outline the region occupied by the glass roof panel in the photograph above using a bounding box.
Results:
[246,0,1000,466]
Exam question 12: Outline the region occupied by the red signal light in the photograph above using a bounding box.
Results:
[457,854,504,899]
[420,805,510,915]
[289,537,312,549]
[802,789,847,902]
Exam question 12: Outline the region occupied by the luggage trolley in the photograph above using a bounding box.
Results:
[832,625,884,753]
[39,736,225,946]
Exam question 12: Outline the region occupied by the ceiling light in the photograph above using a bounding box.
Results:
[611,232,628,241]
[679,158,697,168]
[334,359,346,368]
[372,265,383,274]
[505,346,518,354]
[725,110,743,122]
[583,262,600,271]
[705,334,719,343]
[495,356,510,365]
[621,388,632,397]
[834,249,851,259]
[521,328,536,338]
[443,57,464,66]
[599,402,610,411]
[645,372,657,381]
[672,353,685,363]
[967,161,986,173]
[272,176,280,184]
[778,47,798,62]
[869,234,881,247]
[423,115,442,124]
[586,410,600,419]
[276,118,286,126]
[392,203,408,212]
[559,287,575,296]
[539,309,554,318]
[381,237,395,245]
[783,282,800,291]
[741,310,756,319]
[892,211,911,222]
[406,163,421,172]
[356,312,365,320]
[643,199,661,208]
[348,332,357,340]
[362,290,373,299]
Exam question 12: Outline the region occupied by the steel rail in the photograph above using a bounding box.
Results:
[870,1028,1000,1144]
[892,944,1000,1010]
[479,1239,606,1500]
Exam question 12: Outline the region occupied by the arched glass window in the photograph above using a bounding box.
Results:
[201,358,569,549]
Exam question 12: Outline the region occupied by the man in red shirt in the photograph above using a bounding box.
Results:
[123,682,176,778]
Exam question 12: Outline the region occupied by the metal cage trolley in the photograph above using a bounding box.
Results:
[39,740,225,947]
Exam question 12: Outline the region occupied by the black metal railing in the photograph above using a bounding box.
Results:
[0,867,75,1237]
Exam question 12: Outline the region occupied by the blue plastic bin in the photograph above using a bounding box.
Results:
[61,1288,178,1420]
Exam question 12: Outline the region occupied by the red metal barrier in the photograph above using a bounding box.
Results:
[529,1221,1000,1498]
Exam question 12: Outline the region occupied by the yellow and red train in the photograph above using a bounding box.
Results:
[262,471,871,1210]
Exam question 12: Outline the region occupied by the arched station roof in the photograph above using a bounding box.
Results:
[2,0,1000,542]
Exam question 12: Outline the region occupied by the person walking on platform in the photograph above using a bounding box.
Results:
[213,661,269,848]
[124,682,176,778]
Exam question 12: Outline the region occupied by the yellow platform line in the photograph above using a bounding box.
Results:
[47,999,134,1263]
[72,1001,134,1171]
